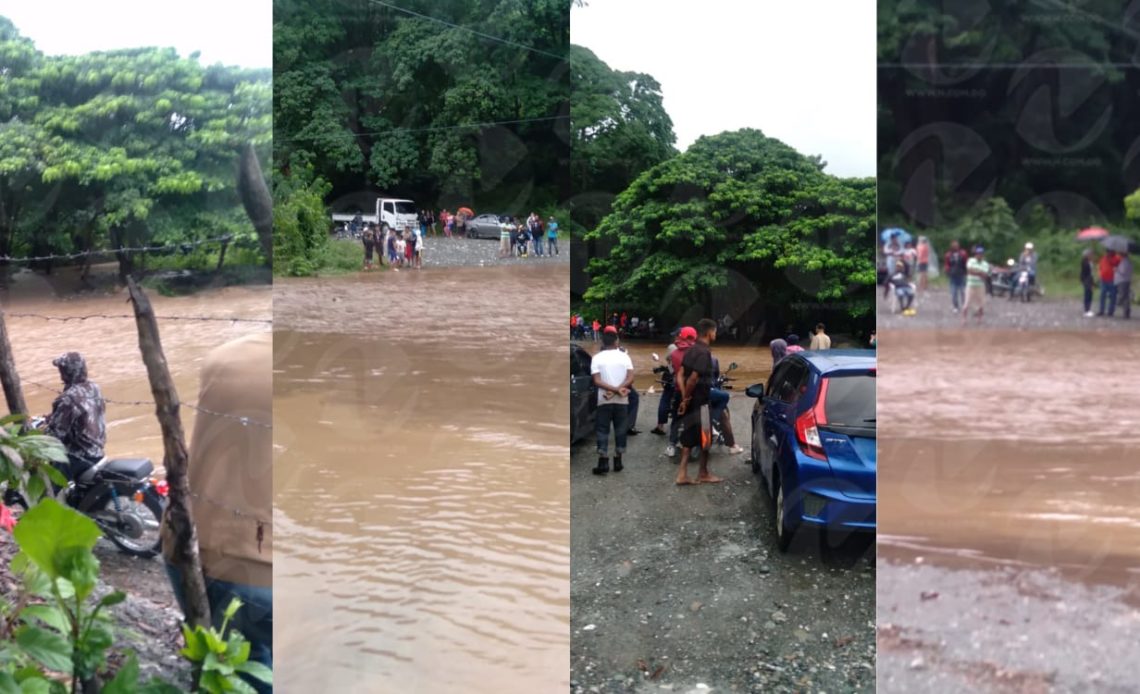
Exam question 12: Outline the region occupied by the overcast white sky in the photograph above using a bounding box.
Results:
[0,0,271,68]
[572,0,875,178]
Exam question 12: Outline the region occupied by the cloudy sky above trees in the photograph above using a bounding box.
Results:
[572,0,876,178]
[0,0,271,68]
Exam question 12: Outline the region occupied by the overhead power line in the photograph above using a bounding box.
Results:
[367,0,566,61]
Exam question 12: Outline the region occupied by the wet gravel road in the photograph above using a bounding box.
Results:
[877,560,1140,693]
[418,235,568,268]
[878,287,1137,332]
[571,394,875,693]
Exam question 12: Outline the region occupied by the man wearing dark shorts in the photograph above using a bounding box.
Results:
[362,225,376,270]
[675,318,723,486]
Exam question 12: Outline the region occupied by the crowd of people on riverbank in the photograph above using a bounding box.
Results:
[360,224,423,271]
[497,213,560,259]
[570,312,657,341]
[590,320,743,486]
[587,320,845,485]
[879,230,1134,323]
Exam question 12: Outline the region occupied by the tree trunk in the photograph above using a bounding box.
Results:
[125,278,211,629]
[0,312,29,420]
[236,143,273,264]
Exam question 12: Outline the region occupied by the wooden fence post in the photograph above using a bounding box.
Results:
[0,312,29,421]
[125,278,211,628]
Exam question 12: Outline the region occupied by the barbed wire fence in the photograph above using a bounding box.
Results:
[1,236,272,429]
[0,234,245,264]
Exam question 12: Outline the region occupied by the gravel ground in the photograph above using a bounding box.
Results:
[1,534,191,689]
[878,286,1137,332]
[877,559,1140,693]
[571,394,875,694]
[418,235,569,268]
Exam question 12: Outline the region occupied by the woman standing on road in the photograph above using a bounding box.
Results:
[770,338,788,366]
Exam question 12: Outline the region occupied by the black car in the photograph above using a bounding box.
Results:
[571,343,596,444]
[467,213,510,239]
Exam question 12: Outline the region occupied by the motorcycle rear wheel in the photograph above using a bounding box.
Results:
[94,488,164,558]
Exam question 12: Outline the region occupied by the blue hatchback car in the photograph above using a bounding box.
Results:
[745,350,876,551]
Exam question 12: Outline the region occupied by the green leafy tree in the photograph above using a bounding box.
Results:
[1126,188,1140,223]
[585,129,876,321]
[878,0,1135,229]
[569,44,675,229]
[0,18,271,279]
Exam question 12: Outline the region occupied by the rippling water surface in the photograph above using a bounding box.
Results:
[4,285,271,468]
[274,265,569,691]
[878,330,1140,593]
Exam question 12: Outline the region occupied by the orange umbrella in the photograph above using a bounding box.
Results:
[457,207,474,218]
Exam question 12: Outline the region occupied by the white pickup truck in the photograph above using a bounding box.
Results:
[331,197,418,233]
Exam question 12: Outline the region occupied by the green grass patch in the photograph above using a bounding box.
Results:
[317,238,370,275]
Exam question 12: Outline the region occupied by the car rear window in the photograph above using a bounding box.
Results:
[823,373,875,426]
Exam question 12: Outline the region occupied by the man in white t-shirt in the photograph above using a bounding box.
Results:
[590,326,633,475]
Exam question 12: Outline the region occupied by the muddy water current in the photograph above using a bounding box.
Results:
[878,330,1140,596]
[3,285,272,470]
[273,265,569,692]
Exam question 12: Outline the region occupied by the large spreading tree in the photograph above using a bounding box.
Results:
[569,44,675,230]
[585,129,876,326]
[0,17,271,279]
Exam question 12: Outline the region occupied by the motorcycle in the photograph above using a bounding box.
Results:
[992,259,1043,302]
[2,417,169,558]
[651,355,737,446]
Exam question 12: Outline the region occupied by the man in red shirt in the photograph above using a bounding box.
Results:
[1098,250,1122,317]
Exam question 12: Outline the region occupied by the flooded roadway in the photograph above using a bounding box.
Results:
[3,284,272,469]
[273,264,569,692]
[878,330,1140,593]
[877,329,1140,691]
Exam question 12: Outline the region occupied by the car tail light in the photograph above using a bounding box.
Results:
[794,379,829,461]
[133,490,145,502]
[154,479,170,497]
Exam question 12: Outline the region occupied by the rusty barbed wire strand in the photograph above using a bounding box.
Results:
[0,234,240,264]
[21,378,272,430]
[3,312,272,325]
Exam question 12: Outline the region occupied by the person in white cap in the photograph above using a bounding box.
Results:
[1018,241,1038,288]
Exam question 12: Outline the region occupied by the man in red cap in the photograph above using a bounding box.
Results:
[590,326,634,474]
[662,327,697,456]
[675,319,723,485]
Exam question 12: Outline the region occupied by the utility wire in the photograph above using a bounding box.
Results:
[367,0,566,61]
[279,114,569,143]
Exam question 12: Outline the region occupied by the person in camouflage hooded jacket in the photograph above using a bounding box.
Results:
[45,352,106,480]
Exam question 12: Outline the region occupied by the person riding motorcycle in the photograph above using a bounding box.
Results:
[43,352,106,483]
[1018,242,1038,286]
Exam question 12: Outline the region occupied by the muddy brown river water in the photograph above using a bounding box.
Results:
[273,264,569,692]
[878,330,1140,598]
[3,284,272,469]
